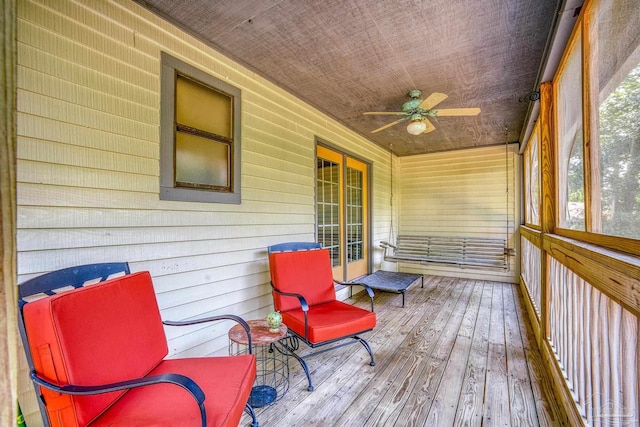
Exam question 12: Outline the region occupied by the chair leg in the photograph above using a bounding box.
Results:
[281,340,314,391]
[355,336,375,366]
[245,403,259,427]
[296,354,315,392]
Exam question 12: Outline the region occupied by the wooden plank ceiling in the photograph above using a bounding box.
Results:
[135,0,559,156]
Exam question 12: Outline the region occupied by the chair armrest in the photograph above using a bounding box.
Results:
[380,241,396,249]
[31,371,207,427]
[163,315,253,351]
[270,282,309,312]
[271,282,311,342]
[335,280,375,312]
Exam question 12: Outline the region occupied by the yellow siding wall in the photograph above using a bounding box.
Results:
[390,145,520,283]
[15,0,393,423]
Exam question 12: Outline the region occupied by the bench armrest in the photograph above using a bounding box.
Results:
[31,371,207,427]
[380,241,396,249]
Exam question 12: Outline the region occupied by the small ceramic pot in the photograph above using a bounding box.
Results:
[266,311,282,332]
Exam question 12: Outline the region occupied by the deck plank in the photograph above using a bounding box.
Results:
[365,277,471,426]
[246,276,565,427]
[503,282,541,427]
[423,281,481,426]
[512,284,565,426]
[453,282,492,427]
[334,276,452,426]
[380,279,475,426]
[483,278,511,427]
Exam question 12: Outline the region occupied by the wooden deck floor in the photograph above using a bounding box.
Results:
[243,275,564,426]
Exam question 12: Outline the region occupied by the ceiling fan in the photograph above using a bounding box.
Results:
[364,89,481,135]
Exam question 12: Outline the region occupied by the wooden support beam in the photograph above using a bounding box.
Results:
[1,0,18,425]
[538,81,554,342]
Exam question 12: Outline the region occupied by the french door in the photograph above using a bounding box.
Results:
[316,145,369,281]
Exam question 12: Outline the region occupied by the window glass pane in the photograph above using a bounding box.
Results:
[590,0,640,239]
[175,132,229,188]
[557,33,586,230]
[176,75,232,138]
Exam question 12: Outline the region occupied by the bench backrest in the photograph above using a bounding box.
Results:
[22,271,168,426]
[392,235,506,269]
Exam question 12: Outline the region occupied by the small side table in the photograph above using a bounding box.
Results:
[228,320,289,407]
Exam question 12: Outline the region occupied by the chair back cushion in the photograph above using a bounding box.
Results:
[23,271,168,427]
[269,248,337,312]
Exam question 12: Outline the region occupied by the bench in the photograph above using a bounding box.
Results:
[381,235,508,270]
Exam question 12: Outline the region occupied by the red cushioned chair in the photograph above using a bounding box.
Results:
[18,263,258,427]
[268,242,376,391]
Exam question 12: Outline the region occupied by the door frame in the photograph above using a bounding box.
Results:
[315,137,373,281]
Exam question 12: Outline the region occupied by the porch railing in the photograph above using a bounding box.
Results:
[548,257,638,426]
[519,225,640,426]
[520,236,541,319]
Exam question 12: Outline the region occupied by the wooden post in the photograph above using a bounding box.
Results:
[538,81,589,426]
[539,81,554,341]
[1,0,18,425]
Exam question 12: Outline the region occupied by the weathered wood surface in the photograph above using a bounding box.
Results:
[245,276,564,426]
[543,234,640,319]
[1,0,18,424]
[381,235,508,270]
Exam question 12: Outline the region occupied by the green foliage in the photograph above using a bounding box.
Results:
[599,64,640,238]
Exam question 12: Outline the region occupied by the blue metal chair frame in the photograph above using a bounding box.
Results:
[18,262,259,427]
[268,242,376,391]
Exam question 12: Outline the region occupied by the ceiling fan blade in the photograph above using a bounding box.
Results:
[371,118,406,133]
[423,118,436,133]
[435,107,481,117]
[363,111,405,115]
[419,92,448,110]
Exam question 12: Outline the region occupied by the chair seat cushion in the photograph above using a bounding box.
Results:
[282,300,376,343]
[91,355,256,427]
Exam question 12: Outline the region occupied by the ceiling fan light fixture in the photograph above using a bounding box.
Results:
[407,120,427,135]
[364,90,479,135]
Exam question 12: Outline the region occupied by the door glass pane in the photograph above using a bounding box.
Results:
[346,167,363,263]
[590,0,640,239]
[557,33,586,230]
[317,158,340,267]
